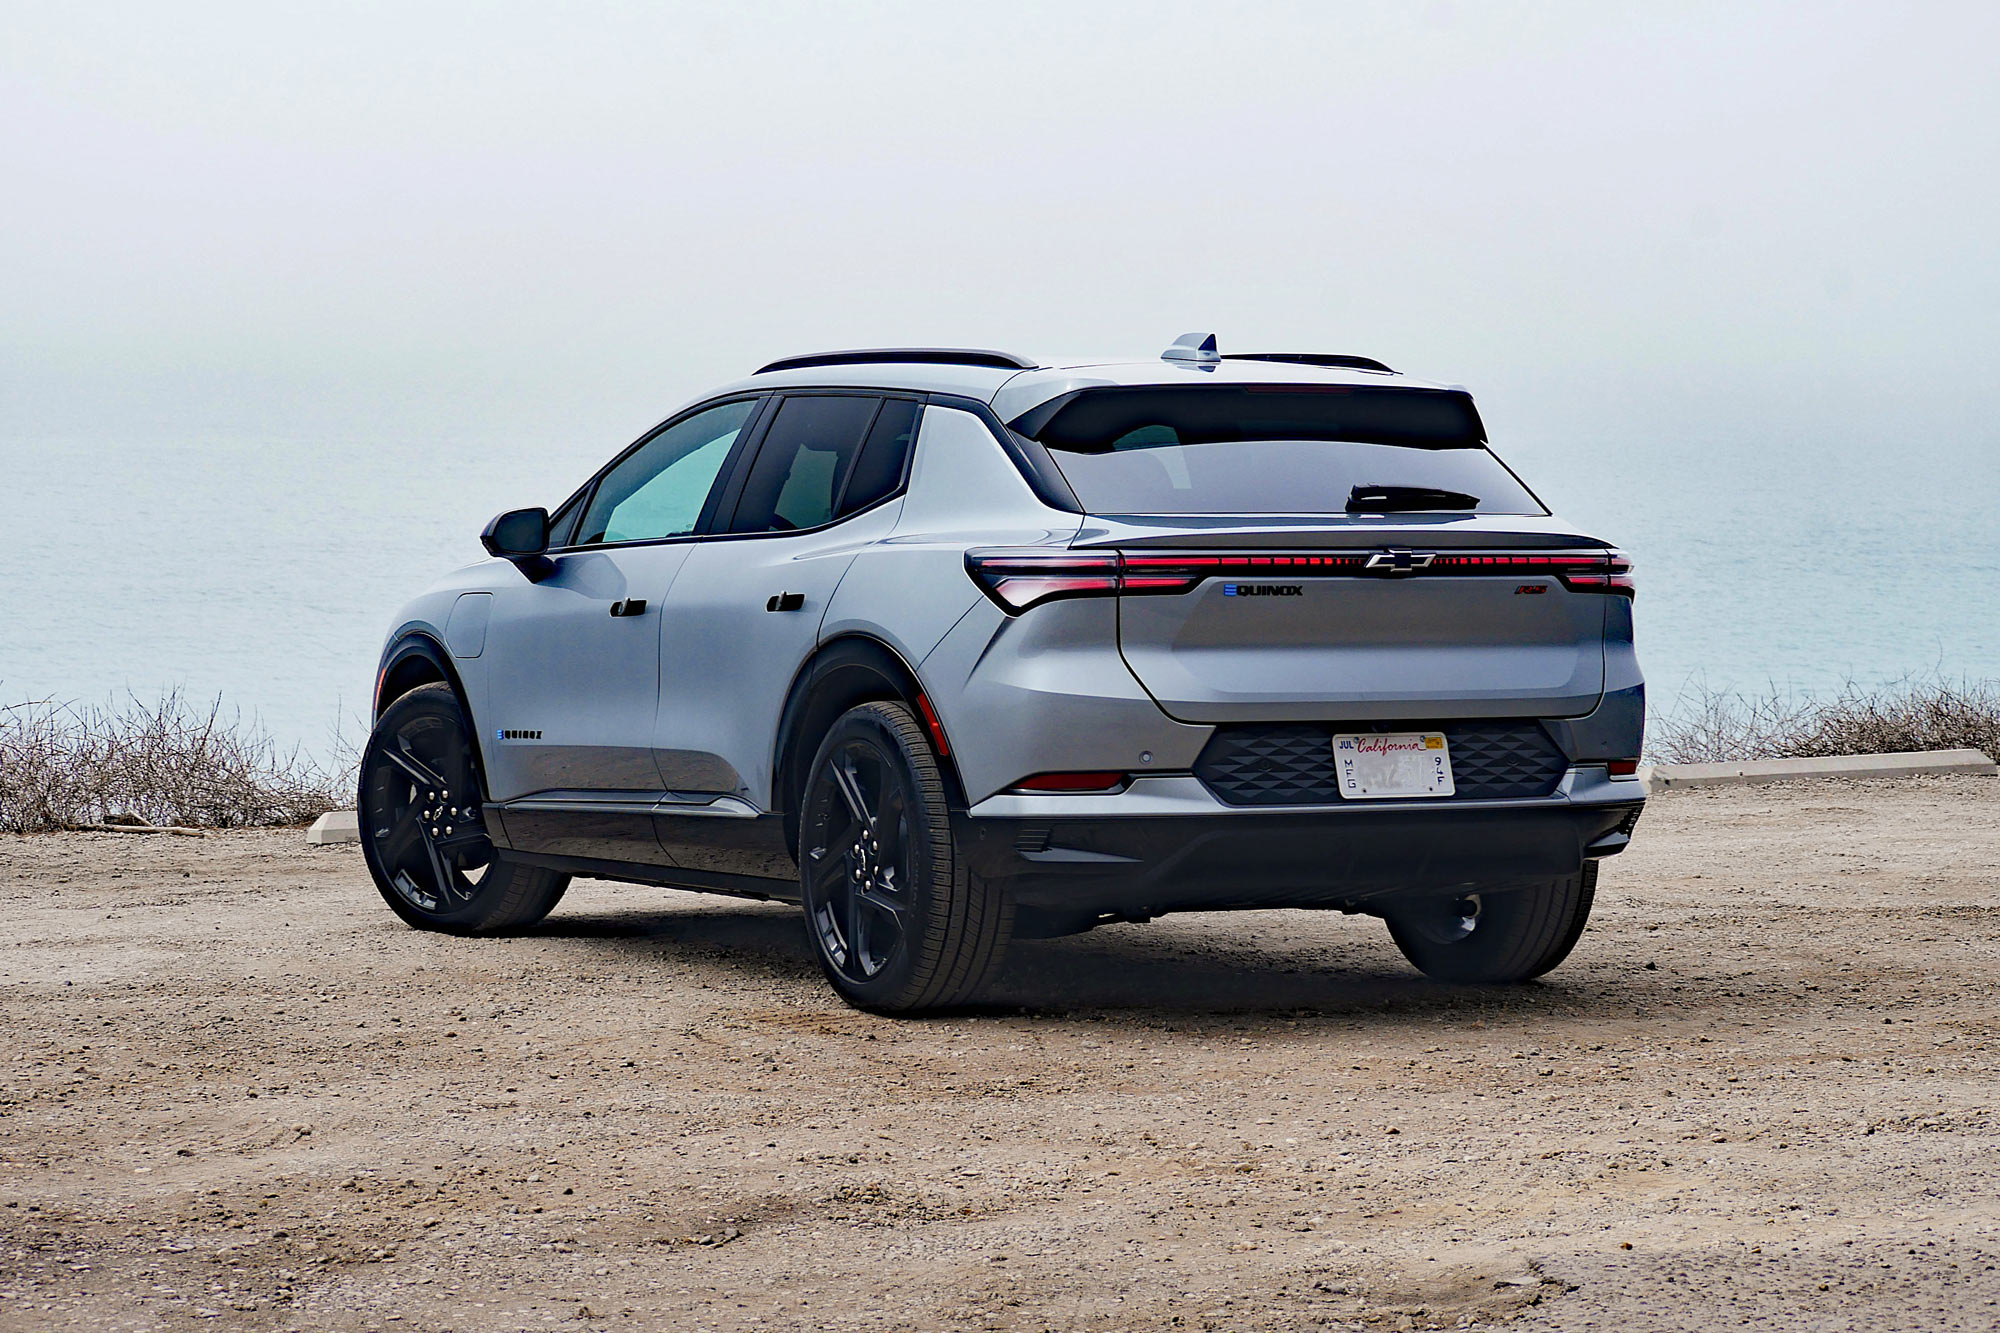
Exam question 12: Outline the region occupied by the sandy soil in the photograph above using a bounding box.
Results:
[2,776,1997,1333]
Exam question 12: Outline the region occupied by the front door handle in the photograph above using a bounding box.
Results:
[608,598,647,617]
[765,591,806,612]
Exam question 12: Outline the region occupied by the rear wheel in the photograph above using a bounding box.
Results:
[798,701,1012,1012]
[359,683,568,935]
[1384,863,1597,983]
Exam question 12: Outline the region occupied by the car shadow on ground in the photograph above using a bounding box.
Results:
[529,897,1679,1027]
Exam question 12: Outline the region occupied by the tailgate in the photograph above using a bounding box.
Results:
[1101,520,1613,724]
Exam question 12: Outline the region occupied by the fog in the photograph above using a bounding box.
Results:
[4,3,1997,744]
[5,2,1996,448]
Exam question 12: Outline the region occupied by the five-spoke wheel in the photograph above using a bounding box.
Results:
[799,701,1011,1011]
[358,684,568,934]
[804,740,912,983]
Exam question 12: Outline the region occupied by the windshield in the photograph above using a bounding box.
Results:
[1014,385,1546,516]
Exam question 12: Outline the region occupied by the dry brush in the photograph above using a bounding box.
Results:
[0,691,352,833]
[1649,677,2000,766]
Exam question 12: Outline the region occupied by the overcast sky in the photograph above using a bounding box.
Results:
[3,1,1996,450]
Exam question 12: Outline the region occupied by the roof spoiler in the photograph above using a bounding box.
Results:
[1224,352,1395,374]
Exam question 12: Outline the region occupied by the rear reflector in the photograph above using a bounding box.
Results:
[915,694,951,757]
[965,547,1635,613]
[1008,771,1128,793]
[1607,759,1641,777]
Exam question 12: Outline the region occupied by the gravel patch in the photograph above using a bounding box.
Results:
[1,775,1996,1330]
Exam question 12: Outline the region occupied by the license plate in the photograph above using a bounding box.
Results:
[1332,732,1454,799]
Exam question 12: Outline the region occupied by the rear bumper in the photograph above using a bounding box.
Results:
[956,769,1645,924]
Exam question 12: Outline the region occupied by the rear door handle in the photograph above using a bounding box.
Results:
[765,592,806,612]
[608,599,647,617]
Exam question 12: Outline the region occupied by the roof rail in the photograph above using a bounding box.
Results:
[1223,352,1396,374]
[754,348,1039,375]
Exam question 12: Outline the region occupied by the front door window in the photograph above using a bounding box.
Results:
[576,399,758,546]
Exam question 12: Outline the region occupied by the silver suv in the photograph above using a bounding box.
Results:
[361,335,1645,1011]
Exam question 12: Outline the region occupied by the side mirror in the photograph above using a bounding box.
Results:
[480,507,552,579]
[481,507,548,557]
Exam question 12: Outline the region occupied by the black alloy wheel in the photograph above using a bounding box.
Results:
[805,735,912,984]
[798,701,1011,1012]
[358,683,567,934]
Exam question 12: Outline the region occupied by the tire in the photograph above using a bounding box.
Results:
[797,700,1012,1012]
[358,683,569,935]
[1384,862,1597,984]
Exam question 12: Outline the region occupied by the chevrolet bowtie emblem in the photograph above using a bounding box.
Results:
[1364,550,1436,575]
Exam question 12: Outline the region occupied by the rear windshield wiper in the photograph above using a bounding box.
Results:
[1346,484,1481,513]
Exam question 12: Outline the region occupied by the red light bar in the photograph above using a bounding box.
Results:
[964,547,1635,613]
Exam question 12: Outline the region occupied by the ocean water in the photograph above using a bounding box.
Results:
[4,423,1996,760]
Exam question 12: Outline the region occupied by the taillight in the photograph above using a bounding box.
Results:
[1007,771,1129,793]
[967,549,1373,612]
[964,549,1210,613]
[1425,550,1634,597]
[1550,552,1635,598]
[963,549,1119,613]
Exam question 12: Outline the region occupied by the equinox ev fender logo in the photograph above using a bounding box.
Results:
[1222,584,1303,597]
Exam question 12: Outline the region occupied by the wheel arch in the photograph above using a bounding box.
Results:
[374,632,472,723]
[772,634,962,853]
[372,631,501,809]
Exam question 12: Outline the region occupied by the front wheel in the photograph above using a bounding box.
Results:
[1384,863,1597,983]
[359,683,569,935]
[798,701,1012,1012]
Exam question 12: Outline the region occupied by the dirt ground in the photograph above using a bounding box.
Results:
[2,777,1997,1333]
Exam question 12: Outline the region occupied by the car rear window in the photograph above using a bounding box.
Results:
[1012,385,1545,516]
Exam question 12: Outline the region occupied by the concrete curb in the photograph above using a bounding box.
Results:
[1643,748,1998,789]
[306,809,360,845]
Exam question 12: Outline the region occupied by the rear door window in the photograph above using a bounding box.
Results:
[726,394,884,534]
[1014,385,1545,516]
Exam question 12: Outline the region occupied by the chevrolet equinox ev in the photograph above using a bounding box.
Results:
[359,334,1646,1011]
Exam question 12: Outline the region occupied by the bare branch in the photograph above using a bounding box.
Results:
[1651,675,2000,766]
[0,692,358,833]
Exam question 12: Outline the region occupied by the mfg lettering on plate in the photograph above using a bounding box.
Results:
[1332,731,1456,799]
